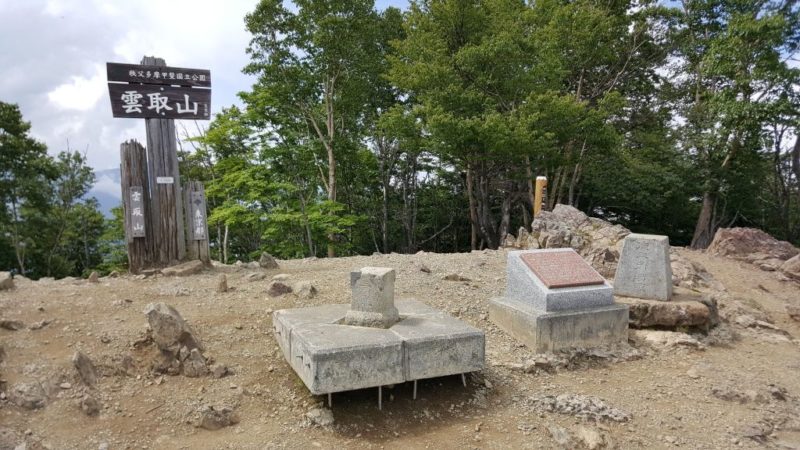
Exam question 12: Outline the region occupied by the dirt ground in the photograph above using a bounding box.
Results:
[1,248,799,449]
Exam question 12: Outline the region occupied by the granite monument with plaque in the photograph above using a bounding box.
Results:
[489,248,628,353]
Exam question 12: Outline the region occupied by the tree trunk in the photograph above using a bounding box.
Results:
[792,133,800,192]
[690,189,717,249]
[466,166,478,250]
[498,192,513,244]
[223,224,229,264]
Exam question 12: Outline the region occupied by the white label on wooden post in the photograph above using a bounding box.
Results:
[156,176,174,184]
[130,186,145,237]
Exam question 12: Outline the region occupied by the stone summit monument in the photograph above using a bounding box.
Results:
[613,233,673,301]
[489,249,628,353]
[273,267,484,408]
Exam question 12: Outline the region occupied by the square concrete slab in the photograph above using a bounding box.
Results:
[273,300,485,396]
[489,296,628,353]
[391,314,484,381]
[290,323,405,395]
[506,249,614,312]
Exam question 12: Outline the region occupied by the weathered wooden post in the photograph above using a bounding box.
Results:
[120,140,152,273]
[141,56,185,266]
[183,181,210,263]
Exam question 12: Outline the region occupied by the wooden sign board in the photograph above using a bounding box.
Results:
[107,62,210,87]
[189,191,207,241]
[108,83,211,120]
[129,186,146,238]
[521,251,605,288]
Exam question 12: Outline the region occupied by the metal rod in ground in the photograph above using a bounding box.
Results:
[413,380,417,400]
[461,373,467,387]
[328,393,332,408]
[378,386,382,410]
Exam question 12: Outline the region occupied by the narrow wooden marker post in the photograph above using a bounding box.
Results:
[533,176,548,217]
[183,181,210,263]
[120,140,151,273]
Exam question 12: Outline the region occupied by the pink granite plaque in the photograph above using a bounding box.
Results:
[520,251,605,288]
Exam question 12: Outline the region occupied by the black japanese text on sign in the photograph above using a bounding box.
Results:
[106,62,211,120]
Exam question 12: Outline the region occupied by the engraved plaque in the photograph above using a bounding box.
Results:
[521,251,605,288]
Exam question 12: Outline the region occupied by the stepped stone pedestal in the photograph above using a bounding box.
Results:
[273,268,485,397]
[613,234,673,301]
[489,249,628,353]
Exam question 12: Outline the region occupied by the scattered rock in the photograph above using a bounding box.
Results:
[108,270,120,278]
[629,330,704,349]
[686,368,700,379]
[267,281,293,297]
[72,351,98,386]
[9,382,47,410]
[196,405,239,430]
[741,422,773,443]
[88,271,99,283]
[79,394,101,416]
[246,272,266,282]
[0,427,22,449]
[272,273,290,281]
[576,426,607,449]
[216,274,228,293]
[294,281,317,299]
[28,320,51,330]
[0,320,24,331]
[443,273,471,282]
[548,425,573,448]
[182,348,209,378]
[211,365,230,379]
[259,252,279,269]
[711,386,768,404]
[305,407,334,427]
[144,302,204,353]
[0,272,14,290]
[768,384,787,401]
[787,305,800,321]
[527,394,630,422]
[418,263,431,273]
[161,260,205,277]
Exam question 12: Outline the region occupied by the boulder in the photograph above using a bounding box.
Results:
[708,227,799,263]
[9,381,47,409]
[294,280,317,299]
[182,348,209,377]
[246,272,266,282]
[267,281,293,297]
[305,407,335,427]
[616,290,718,330]
[143,303,204,353]
[87,271,99,283]
[72,351,98,386]
[0,272,13,290]
[161,260,205,277]
[780,254,800,281]
[259,252,279,269]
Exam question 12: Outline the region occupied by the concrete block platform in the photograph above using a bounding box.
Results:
[273,299,485,396]
[489,296,628,353]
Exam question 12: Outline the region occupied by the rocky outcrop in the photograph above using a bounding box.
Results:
[617,292,718,331]
[707,227,800,279]
[780,254,800,281]
[0,272,13,290]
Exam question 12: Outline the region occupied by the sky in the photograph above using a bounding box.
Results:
[0,0,407,202]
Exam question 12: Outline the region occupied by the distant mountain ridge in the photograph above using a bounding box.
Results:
[88,168,121,218]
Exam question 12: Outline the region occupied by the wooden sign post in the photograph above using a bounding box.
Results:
[109,56,211,270]
[533,176,548,217]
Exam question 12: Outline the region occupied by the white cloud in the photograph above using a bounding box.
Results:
[47,64,105,111]
[90,173,122,200]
